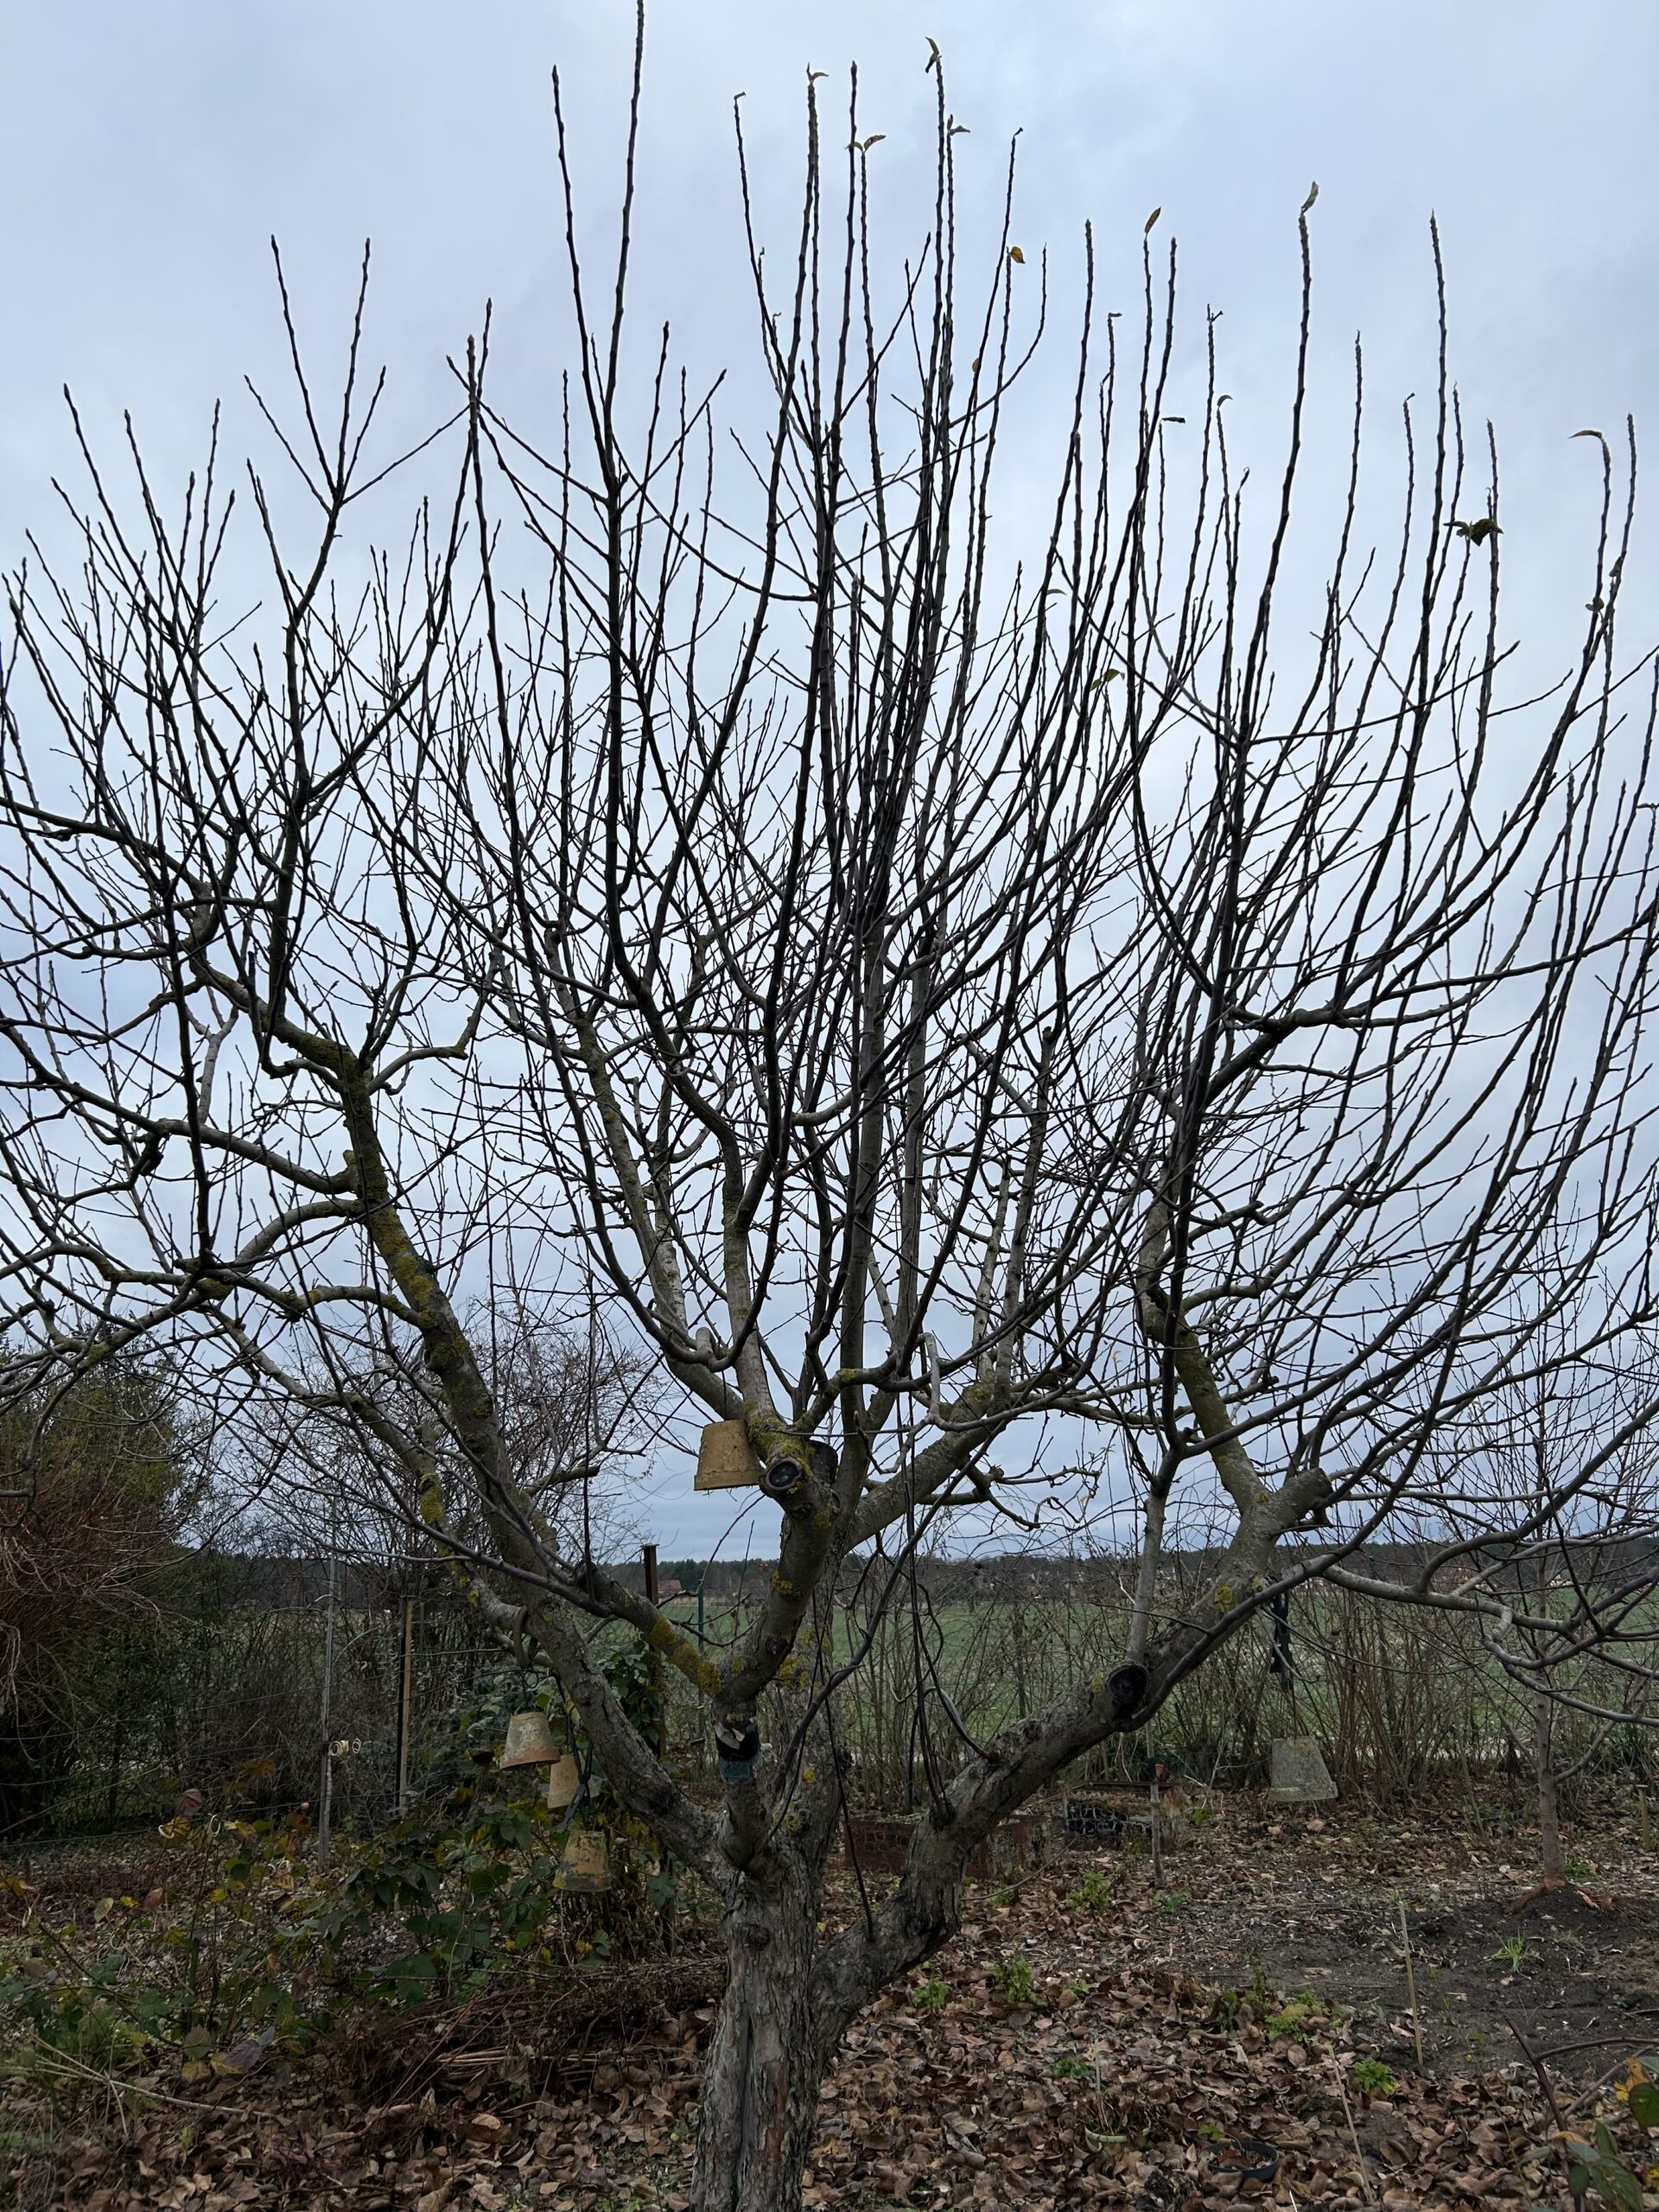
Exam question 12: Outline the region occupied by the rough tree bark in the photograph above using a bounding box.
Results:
[693,1847,828,2212]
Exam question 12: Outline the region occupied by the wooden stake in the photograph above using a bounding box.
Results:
[1332,2060,1376,2204]
[317,1510,339,1872]
[1396,1896,1424,2069]
[395,1592,415,1818]
[643,1544,664,1758]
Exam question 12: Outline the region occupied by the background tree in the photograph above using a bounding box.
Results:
[229,1301,659,1580]
[3,32,1659,2209]
[1440,1345,1659,1891]
[0,1365,195,1833]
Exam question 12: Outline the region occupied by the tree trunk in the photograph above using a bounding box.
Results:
[690,1856,829,2212]
[687,1820,966,2212]
[1534,1688,1564,1884]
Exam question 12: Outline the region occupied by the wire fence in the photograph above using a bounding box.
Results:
[6,1554,1658,1848]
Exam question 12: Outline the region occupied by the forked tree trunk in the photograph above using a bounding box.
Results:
[690,1854,830,2212]
[688,1834,959,2212]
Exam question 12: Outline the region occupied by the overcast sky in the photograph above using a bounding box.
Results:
[6,1,1657,1554]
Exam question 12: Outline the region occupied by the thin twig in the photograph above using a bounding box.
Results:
[15,2041,251,2118]
[1505,2017,1585,2212]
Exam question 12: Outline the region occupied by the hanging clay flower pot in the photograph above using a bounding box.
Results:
[558,1827,612,1893]
[500,1709,558,1768]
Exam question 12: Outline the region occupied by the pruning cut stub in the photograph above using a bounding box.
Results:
[761,1449,809,1497]
[715,1717,762,1782]
[1108,1662,1149,1715]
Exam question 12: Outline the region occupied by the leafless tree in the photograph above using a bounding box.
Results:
[4,26,1659,2207]
[220,1300,660,1579]
[1427,1343,1659,1885]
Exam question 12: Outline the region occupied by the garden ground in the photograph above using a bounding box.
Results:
[3,1792,1656,2210]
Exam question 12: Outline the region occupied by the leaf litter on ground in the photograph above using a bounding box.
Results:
[5,1796,1658,2209]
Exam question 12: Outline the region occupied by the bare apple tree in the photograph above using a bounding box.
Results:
[3,30,1659,2209]
[1408,1338,1659,1891]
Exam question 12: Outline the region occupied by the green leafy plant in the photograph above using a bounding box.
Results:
[322,1792,563,2004]
[0,1814,321,2073]
[1051,2053,1092,2081]
[1153,1887,1189,1918]
[996,1956,1037,2006]
[1548,2071,1659,2212]
[599,1641,664,1741]
[1489,1934,1532,1969]
[1567,2124,1646,2211]
[1351,2057,1399,2097]
[3,1974,137,2071]
[913,1974,949,2014]
[1065,1870,1113,1912]
[0,1759,692,2095]
[1265,1992,1324,2039]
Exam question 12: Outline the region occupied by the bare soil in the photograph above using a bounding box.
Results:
[1119,1799,1659,2082]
